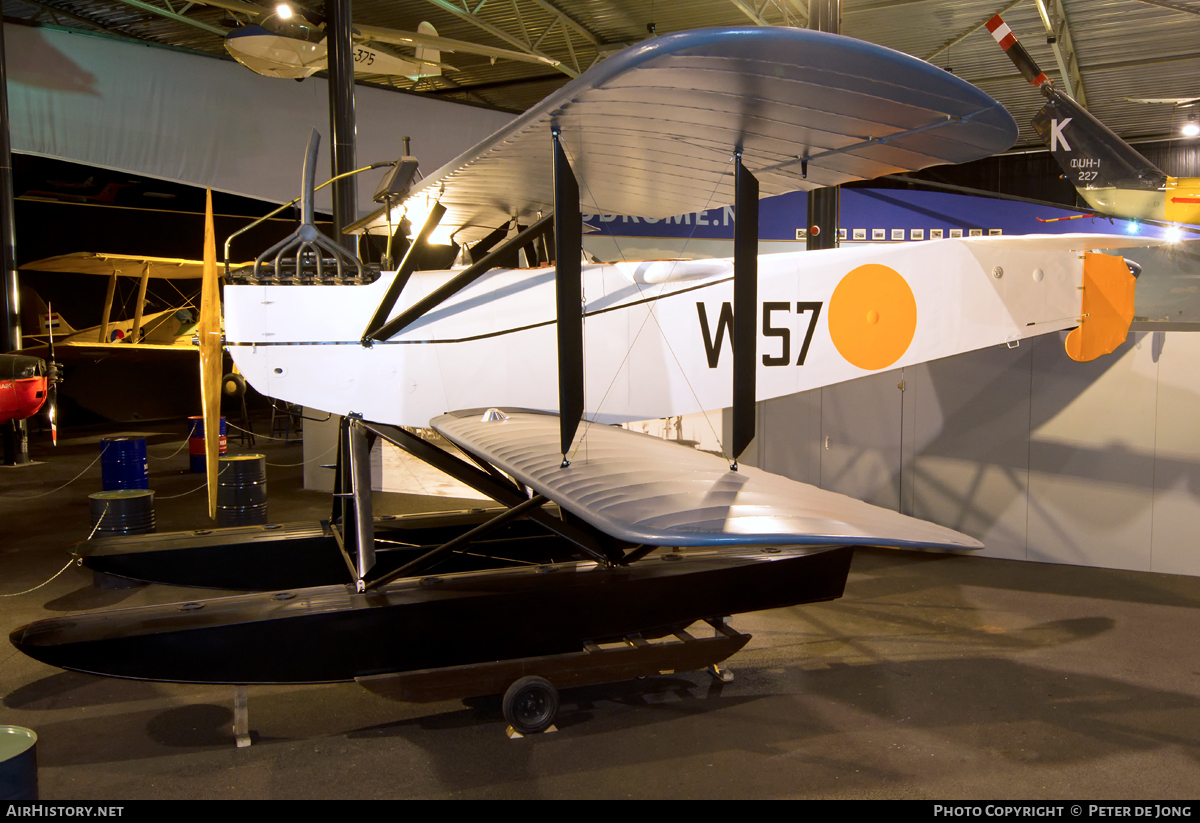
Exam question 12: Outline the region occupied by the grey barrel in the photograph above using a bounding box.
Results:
[216,454,268,527]
[89,489,156,536]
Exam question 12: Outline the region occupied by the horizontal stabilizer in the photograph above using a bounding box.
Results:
[1066,253,1137,362]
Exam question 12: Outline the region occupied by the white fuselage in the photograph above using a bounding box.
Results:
[224,236,1134,430]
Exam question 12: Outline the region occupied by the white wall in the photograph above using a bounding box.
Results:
[753,331,1200,577]
[4,23,515,215]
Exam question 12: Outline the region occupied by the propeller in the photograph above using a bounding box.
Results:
[46,301,58,446]
[198,189,223,519]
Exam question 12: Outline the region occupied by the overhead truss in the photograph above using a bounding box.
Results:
[110,0,228,36]
[923,0,1023,63]
[728,0,808,27]
[1033,0,1086,107]
[422,0,606,77]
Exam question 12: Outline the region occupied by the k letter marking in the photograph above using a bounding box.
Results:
[1050,118,1072,152]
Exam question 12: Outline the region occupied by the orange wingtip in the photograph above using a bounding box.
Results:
[1065,253,1136,363]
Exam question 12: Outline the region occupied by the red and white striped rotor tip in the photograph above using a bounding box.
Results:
[985,14,1050,88]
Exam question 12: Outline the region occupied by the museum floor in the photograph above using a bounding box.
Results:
[2,417,1199,800]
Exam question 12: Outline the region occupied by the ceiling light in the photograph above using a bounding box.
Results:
[402,197,453,246]
[1182,122,1200,138]
[276,4,293,20]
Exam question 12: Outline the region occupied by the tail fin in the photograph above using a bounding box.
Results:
[18,286,76,337]
[1033,88,1167,193]
[413,22,441,79]
[41,311,76,337]
[988,15,1166,194]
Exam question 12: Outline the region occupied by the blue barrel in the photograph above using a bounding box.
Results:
[100,436,148,491]
[0,726,38,801]
[189,416,228,473]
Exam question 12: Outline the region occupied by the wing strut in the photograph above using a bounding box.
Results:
[332,415,376,587]
[359,420,620,565]
[364,215,554,343]
[553,129,583,462]
[360,202,446,343]
[730,153,759,466]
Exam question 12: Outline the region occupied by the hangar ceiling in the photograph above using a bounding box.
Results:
[1,0,1198,150]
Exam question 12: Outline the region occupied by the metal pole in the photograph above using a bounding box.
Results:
[0,21,29,464]
[806,0,841,252]
[326,0,357,250]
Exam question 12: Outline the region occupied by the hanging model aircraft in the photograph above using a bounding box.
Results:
[191,0,560,81]
[987,15,1200,227]
[10,27,1169,735]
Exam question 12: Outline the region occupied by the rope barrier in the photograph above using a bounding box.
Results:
[0,446,107,501]
[0,502,110,598]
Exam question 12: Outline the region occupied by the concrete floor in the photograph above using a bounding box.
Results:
[2,417,1200,799]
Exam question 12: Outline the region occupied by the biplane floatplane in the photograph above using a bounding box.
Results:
[16,253,226,422]
[10,27,1165,735]
[4,254,206,432]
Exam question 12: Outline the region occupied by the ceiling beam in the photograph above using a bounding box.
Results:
[1128,0,1200,16]
[846,0,932,11]
[110,0,228,36]
[527,0,602,46]
[1034,0,1086,107]
[18,0,126,33]
[422,0,579,77]
[728,0,809,27]
[970,49,1200,88]
[729,0,768,25]
[784,0,809,24]
[923,0,1022,62]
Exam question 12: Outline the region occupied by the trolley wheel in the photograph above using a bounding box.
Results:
[222,373,246,399]
[503,676,559,735]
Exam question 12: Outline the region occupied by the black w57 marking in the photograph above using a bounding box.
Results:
[697,301,823,368]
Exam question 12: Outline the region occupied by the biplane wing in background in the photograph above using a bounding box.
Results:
[15,252,239,422]
[20,252,209,349]
[7,27,1171,721]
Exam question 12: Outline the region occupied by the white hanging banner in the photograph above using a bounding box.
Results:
[3,23,514,214]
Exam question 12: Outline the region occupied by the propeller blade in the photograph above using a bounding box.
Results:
[47,301,57,446]
[198,189,223,520]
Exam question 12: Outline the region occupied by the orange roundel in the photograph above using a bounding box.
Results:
[828,263,917,371]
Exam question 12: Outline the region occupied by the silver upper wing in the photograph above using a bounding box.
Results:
[352,26,1017,243]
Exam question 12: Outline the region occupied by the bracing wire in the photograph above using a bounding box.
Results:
[564,145,735,464]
